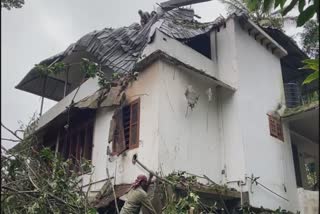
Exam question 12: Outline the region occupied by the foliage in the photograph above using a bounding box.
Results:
[221,0,318,28]
[244,0,319,27]
[80,58,112,88]
[219,0,287,28]
[162,172,199,213]
[1,119,96,214]
[239,204,295,214]
[1,0,24,10]
[35,58,134,90]
[162,190,202,214]
[162,172,221,213]
[80,58,99,78]
[300,19,319,58]
[34,62,66,77]
[80,58,136,89]
[305,162,318,189]
[300,59,319,84]
[166,171,198,184]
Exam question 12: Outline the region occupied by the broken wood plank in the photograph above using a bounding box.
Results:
[160,0,211,10]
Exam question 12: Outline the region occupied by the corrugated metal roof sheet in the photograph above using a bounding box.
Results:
[158,9,224,40]
[18,8,225,76]
[16,8,226,101]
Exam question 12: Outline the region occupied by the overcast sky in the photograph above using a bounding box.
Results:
[1,0,302,150]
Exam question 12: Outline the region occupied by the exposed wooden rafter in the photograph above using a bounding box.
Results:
[160,0,211,10]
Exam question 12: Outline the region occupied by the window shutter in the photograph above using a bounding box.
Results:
[129,99,140,149]
[275,118,284,141]
[117,122,126,155]
[268,114,284,142]
[112,109,126,155]
[108,115,117,143]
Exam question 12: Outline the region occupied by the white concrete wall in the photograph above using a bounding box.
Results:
[213,19,247,186]
[156,60,223,183]
[213,20,239,89]
[82,58,228,191]
[82,62,161,191]
[227,18,300,211]
[297,188,319,214]
[141,30,226,86]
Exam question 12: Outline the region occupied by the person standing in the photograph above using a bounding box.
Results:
[120,174,157,214]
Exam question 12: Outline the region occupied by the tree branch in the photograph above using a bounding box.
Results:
[1,123,23,141]
[1,186,39,194]
[282,0,299,16]
[48,193,81,210]
[1,138,20,142]
[1,145,9,153]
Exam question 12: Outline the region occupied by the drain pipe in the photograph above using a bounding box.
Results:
[226,179,247,206]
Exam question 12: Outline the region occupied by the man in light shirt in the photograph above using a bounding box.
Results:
[120,174,157,214]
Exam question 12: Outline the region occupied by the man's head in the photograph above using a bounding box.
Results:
[132,174,148,190]
[140,178,148,191]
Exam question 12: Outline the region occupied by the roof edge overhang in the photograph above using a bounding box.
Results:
[134,49,236,91]
[230,13,288,58]
[15,50,97,101]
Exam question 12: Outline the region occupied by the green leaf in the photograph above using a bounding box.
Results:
[301,59,319,85]
[282,0,299,16]
[274,0,283,8]
[303,71,319,84]
[263,0,273,12]
[86,208,97,214]
[314,0,319,13]
[297,5,316,26]
[299,0,306,12]
[301,59,319,70]
[39,147,55,161]
[246,0,259,11]
[278,0,286,8]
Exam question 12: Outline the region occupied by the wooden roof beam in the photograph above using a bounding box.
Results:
[160,0,211,10]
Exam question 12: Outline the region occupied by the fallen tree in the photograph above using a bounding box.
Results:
[1,119,97,214]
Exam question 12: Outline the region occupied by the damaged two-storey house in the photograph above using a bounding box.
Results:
[15,1,318,213]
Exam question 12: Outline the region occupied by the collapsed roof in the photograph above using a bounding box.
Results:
[16,7,292,102]
[15,8,226,101]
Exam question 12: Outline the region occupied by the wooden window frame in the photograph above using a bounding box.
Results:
[111,116,126,156]
[111,98,140,155]
[128,98,140,150]
[55,118,94,162]
[268,114,284,142]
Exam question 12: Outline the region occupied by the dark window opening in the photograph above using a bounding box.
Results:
[110,98,140,156]
[183,33,211,59]
[292,144,303,187]
[43,110,95,172]
[43,131,58,152]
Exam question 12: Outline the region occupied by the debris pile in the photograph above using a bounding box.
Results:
[159,171,240,213]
